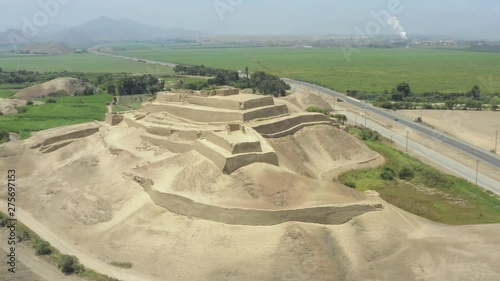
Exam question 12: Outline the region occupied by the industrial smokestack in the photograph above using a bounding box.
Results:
[387,16,408,40]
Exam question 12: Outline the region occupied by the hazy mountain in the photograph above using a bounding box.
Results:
[0,28,34,46]
[47,17,202,43]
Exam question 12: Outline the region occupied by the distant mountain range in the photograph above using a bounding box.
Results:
[0,17,203,46]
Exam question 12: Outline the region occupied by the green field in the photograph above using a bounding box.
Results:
[108,45,500,94]
[0,94,112,139]
[0,53,174,74]
[340,128,500,225]
[0,89,16,98]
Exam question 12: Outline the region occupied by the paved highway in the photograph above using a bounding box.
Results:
[285,79,500,169]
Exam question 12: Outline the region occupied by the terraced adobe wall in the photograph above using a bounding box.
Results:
[137,177,383,226]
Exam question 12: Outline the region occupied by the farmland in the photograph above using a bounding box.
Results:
[0,53,174,74]
[107,45,500,95]
[0,94,112,139]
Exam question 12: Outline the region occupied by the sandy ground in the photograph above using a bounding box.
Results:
[0,116,499,281]
[398,110,500,155]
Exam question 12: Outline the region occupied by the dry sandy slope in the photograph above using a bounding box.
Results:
[0,122,499,281]
[268,125,383,180]
[283,91,333,111]
[14,78,98,100]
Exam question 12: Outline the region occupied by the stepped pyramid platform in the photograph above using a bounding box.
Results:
[109,88,337,174]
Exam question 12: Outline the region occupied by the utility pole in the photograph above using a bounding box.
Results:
[495,130,498,154]
[406,130,409,153]
[475,160,480,187]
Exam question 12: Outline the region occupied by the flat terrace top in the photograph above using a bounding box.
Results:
[212,130,261,143]
[206,94,273,102]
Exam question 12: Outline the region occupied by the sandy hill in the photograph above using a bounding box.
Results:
[14,78,97,100]
[284,91,333,111]
[1,90,499,281]
[20,42,73,55]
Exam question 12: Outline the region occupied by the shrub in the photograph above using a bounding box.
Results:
[16,106,27,113]
[374,101,393,109]
[380,167,396,181]
[306,106,330,115]
[422,103,433,110]
[0,214,7,227]
[344,181,357,189]
[399,167,415,181]
[332,114,347,125]
[58,255,82,274]
[26,100,34,106]
[0,130,9,143]
[16,229,30,242]
[46,99,57,104]
[35,240,52,255]
[359,128,380,141]
[48,90,68,97]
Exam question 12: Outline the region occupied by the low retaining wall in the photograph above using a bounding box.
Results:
[31,125,99,149]
[188,95,274,111]
[252,113,333,135]
[194,139,278,174]
[141,134,193,154]
[243,105,289,122]
[142,103,243,123]
[138,177,382,226]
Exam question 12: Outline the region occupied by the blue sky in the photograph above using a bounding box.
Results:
[1,0,499,38]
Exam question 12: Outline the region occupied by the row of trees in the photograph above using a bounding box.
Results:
[351,82,498,111]
[174,65,239,82]
[113,74,165,96]
[174,65,291,97]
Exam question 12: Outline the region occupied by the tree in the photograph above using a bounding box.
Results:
[399,167,415,181]
[58,255,82,274]
[245,66,249,79]
[396,82,412,98]
[445,99,456,110]
[380,167,396,181]
[35,241,52,255]
[107,84,116,95]
[470,85,481,100]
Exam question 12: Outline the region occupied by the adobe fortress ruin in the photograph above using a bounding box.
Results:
[101,88,383,225]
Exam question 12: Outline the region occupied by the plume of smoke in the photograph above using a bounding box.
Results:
[387,16,407,40]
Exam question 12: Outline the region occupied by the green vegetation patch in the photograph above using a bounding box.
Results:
[0,89,16,98]
[340,127,500,225]
[0,94,112,139]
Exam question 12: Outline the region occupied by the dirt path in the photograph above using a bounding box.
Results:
[0,200,154,281]
[0,229,84,281]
